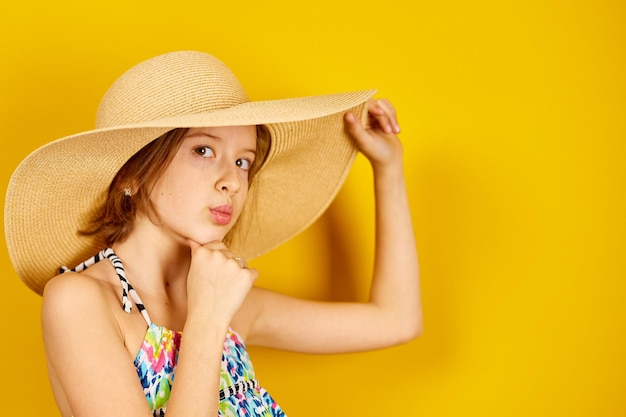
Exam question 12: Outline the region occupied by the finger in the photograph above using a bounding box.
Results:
[367,98,385,115]
[232,256,248,269]
[371,98,400,134]
[187,239,225,250]
[376,98,397,117]
[202,241,232,258]
[368,105,393,134]
[187,239,201,252]
[247,268,259,283]
[344,111,368,142]
[382,99,400,133]
[345,111,381,157]
[188,240,235,264]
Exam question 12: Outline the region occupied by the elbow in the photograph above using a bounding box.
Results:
[412,319,424,340]
[392,312,423,345]
[405,314,424,342]
[371,301,423,347]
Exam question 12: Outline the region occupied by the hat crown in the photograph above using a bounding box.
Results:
[96,51,249,128]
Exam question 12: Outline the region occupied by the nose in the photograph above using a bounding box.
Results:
[215,161,241,195]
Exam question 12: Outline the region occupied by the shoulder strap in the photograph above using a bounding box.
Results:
[60,248,152,325]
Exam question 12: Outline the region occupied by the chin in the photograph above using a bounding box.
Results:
[184,224,232,246]
[193,232,228,246]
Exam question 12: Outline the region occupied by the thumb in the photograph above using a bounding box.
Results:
[187,239,201,252]
[345,111,382,157]
[344,112,370,149]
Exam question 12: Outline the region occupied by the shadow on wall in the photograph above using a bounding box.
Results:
[314,146,480,375]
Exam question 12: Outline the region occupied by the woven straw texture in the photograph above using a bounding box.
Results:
[4,51,375,295]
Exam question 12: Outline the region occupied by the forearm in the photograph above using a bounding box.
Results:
[369,160,422,339]
[164,243,257,415]
[165,318,229,416]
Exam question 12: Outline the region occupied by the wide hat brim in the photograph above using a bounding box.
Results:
[5,89,375,295]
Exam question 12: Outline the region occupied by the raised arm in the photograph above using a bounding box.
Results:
[242,99,422,353]
[346,98,422,342]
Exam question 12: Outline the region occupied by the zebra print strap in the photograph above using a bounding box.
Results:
[219,379,259,400]
[59,248,152,325]
[59,250,105,274]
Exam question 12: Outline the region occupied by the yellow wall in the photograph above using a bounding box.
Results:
[1,1,624,415]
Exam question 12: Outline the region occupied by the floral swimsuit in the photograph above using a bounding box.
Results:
[61,248,286,417]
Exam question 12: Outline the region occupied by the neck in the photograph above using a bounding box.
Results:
[111,229,191,300]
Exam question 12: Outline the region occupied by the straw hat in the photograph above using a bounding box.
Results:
[4,50,375,295]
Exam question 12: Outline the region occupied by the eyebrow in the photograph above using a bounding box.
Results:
[186,131,257,155]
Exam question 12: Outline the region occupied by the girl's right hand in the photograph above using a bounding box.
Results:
[186,240,258,327]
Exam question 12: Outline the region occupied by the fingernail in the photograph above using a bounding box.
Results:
[345,112,355,122]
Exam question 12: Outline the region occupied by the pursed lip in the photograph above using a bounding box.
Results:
[210,204,233,225]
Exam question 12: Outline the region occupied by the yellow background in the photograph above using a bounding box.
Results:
[1,1,625,415]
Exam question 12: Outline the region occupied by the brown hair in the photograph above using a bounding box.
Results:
[82,126,270,246]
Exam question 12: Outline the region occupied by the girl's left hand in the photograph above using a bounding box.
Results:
[344,98,403,169]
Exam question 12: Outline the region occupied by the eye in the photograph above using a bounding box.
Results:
[193,146,215,157]
[236,158,252,171]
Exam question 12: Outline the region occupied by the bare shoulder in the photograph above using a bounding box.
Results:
[42,270,121,336]
[44,270,112,308]
[42,270,149,416]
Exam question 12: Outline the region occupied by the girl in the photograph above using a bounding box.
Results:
[4,50,421,417]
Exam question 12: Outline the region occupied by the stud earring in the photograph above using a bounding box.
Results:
[124,188,132,197]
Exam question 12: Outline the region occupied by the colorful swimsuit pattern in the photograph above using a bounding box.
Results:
[61,248,286,417]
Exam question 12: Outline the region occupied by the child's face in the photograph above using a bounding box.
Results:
[149,125,257,245]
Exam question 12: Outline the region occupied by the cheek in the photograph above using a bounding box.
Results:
[234,183,249,215]
[152,173,198,209]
